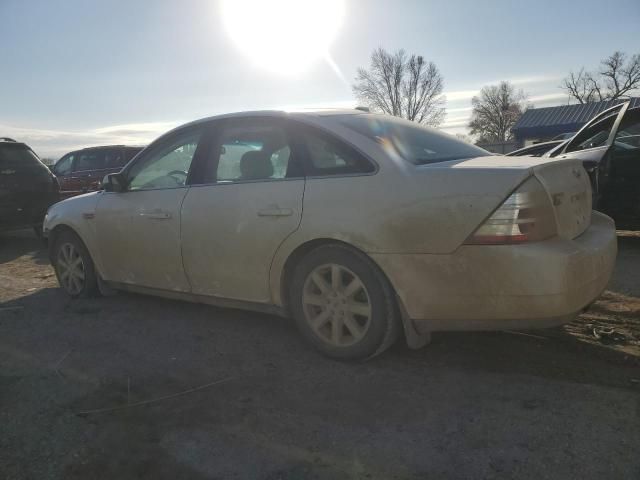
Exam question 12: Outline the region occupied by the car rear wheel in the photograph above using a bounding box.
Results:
[53,231,98,298]
[290,244,400,360]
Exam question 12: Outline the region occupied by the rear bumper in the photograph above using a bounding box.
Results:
[371,212,617,332]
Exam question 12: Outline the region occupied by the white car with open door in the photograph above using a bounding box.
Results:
[44,110,617,359]
[545,100,640,227]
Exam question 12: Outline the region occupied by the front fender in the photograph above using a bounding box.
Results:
[44,192,102,270]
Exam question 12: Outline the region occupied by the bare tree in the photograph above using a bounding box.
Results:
[561,51,640,104]
[353,48,445,126]
[468,82,527,142]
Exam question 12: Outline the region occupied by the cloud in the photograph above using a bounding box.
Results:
[0,121,178,159]
[1,73,570,158]
[527,92,567,104]
[441,116,471,129]
[500,74,563,86]
[444,89,479,102]
[276,99,357,110]
[443,74,563,104]
[92,122,178,136]
[446,106,473,114]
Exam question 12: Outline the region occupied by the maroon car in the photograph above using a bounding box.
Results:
[52,145,144,198]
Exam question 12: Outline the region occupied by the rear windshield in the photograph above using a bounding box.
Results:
[0,143,43,169]
[338,115,490,165]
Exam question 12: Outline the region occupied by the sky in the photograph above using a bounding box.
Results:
[1,0,639,159]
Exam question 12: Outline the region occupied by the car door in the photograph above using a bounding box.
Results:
[73,149,108,192]
[95,125,206,291]
[549,102,630,206]
[181,117,305,304]
[600,108,640,222]
[52,153,75,192]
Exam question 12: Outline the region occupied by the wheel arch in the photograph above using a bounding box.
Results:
[47,223,95,268]
[276,238,396,314]
[274,237,431,349]
[48,224,79,263]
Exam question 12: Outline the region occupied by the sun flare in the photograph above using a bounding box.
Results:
[221,0,345,75]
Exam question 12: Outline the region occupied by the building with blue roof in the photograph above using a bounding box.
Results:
[512,97,640,146]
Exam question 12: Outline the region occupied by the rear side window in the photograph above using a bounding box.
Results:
[0,144,42,170]
[75,150,106,171]
[300,128,375,176]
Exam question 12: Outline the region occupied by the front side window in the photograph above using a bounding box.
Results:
[53,153,74,175]
[104,149,125,169]
[123,148,143,164]
[338,114,489,165]
[127,129,201,191]
[212,121,296,182]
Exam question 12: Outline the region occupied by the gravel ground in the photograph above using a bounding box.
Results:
[1,230,639,479]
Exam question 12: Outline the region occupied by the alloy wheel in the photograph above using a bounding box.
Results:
[302,263,372,347]
[56,242,85,295]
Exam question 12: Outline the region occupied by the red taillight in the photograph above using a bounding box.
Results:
[464,177,557,245]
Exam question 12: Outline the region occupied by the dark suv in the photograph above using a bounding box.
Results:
[0,138,60,235]
[52,145,143,197]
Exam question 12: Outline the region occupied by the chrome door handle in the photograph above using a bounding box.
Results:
[140,211,172,220]
[257,207,293,217]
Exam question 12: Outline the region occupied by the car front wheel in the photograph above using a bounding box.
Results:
[290,244,400,360]
[53,230,98,298]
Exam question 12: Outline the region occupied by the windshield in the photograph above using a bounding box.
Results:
[338,114,490,165]
[0,143,43,170]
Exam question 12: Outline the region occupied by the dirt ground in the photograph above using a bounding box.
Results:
[1,230,639,479]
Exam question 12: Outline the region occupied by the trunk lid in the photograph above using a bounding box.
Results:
[531,160,592,239]
[438,155,593,240]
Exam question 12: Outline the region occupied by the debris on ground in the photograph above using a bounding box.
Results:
[585,324,628,344]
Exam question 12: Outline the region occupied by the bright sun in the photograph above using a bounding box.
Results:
[221,0,345,75]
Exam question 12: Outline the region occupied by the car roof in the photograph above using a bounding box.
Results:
[174,109,365,129]
[0,137,27,146]
[70,144,146,153]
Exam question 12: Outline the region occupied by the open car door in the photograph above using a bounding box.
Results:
[545,101,630,210]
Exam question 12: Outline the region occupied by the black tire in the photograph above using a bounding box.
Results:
[52,230,99,298]
[289,244,400,360]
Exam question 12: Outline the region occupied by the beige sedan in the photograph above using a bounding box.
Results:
[44,110,617,359]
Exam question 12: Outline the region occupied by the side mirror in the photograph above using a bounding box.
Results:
[102,172,127,193]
